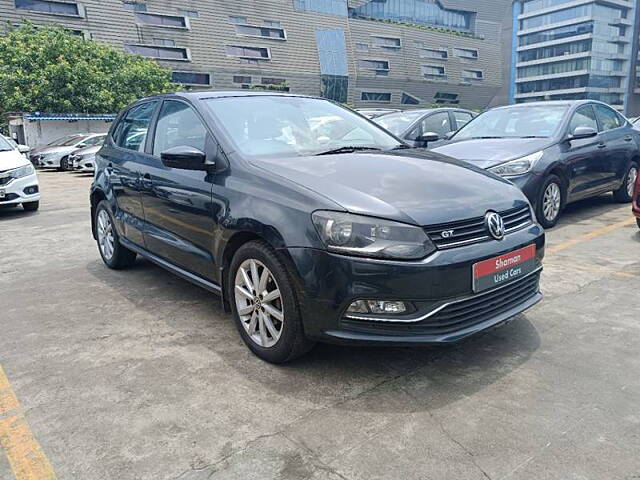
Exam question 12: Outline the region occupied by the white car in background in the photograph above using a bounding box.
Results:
[68,144,101,173]
[30,133,106,169]
[0,135,40,211]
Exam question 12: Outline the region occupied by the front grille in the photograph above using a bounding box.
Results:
[424,205,533,249]
[0,193,19,202]
[341,272,540,336]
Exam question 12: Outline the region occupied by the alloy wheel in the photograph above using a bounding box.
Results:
[542,182,561,222]
[97,209,115,261]
[627,167,638,199]
[234,259,284,348]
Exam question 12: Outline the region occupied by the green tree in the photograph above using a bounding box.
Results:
[0,22,176,116]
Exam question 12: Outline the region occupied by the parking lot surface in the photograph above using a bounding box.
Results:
[1,171,639,480]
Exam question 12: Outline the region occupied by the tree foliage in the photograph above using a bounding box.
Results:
[0,22,176,115]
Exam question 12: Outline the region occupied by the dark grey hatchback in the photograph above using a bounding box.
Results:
[91,92,545,363]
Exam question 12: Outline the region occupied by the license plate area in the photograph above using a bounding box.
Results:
[472,245,537,293]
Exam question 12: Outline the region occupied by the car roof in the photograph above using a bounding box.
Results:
[139,90,321,103]
[490,100,609,110]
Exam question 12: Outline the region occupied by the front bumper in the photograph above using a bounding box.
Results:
[282,223,545,345]
[506,173,543,208]
[0,173,41,206]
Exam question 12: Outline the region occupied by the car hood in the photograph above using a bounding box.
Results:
[0,149,30,171]
[431,138,553,169]
[253,149,529,226]
[30,145,76,156]
[72,145,100,156]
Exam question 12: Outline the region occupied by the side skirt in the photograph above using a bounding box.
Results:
[120,237,223,295]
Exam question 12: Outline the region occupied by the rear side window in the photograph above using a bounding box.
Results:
[594,104,622,131]
[421,112,451,137]
[453,111,473,130]
[113,102,157,152]
[152,101,207,157]
[569,105,597,133]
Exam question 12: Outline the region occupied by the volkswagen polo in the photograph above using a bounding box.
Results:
[90,92,545,363]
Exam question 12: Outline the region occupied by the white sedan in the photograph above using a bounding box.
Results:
[0,135,40,211]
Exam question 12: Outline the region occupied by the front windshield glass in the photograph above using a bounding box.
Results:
[205,96,402,158]
[0,136,13,152]
[374,110,425,136]
[47,135,81,146]
[453,105,568,140]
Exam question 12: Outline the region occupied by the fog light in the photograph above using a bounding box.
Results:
[23,186,39,195]
[346,300,408,315]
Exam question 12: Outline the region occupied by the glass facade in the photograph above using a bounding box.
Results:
[514,0,636,112]
[293,0,347,16]
[350,0,474,32]
[315,29,348,102]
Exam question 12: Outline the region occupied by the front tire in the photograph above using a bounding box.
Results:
[613,164,637,203]
[228,240,315,363]
[22,201,39,212]
[537,174,563,229]
[95,200,136,269]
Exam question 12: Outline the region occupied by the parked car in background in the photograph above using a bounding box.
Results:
[432,101,639,228]
[68,144,102,173]
[91,91,544,363]
[356,108,400,119]
[374,108,476,148]
[633,166,640,229]
[0,135,40,211]
[30,133,106,169]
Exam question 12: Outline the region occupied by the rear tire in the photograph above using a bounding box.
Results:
[95,200,137,269]
[22,201,39,212]
[613,163,637,203]
[228,240,315,363]
[536,174,564,229]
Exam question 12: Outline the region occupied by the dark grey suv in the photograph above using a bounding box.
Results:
[91,92,545,363]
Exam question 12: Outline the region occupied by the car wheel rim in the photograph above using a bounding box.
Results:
[234,259,284,348]
[627,167,637,198]
[543,182,561,222]
[97,209,115,261]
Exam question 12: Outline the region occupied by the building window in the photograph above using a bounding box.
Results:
[422,65,446,80]
[519,21,593,47]
[372,36,401,49]
[401,93,420,105]
[124,44,190,60]
[226,45,271,60]
[462,69,483,80]
[321,75,348,103]
[15,0,82,16]
[453,48,478,59]
[235,24,286,40]
[172,71,211,86]
[233,75,252,84]
[135,12,188,28]
[361,92,392,103]
[229,16,247,24]
[517,58,589,78]
[358,59,390,75]
[154,38,176,47]
[123,1,146,12]
[316,29,348,102]
[355,42,369,51]
[293,0,348,16]
[178,9,199,18]
[419,48,448,60]
[263,20,281,27]
[434,92,459,104]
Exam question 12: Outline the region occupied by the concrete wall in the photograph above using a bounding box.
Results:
[13,119,112,149]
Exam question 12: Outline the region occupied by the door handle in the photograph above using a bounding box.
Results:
[597,143,606,149]
[624,136,633,142]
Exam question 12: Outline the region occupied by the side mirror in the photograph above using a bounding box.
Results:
[17,145,30,153]
[161,145,208,170]
[569,126,597,140]
[416,132,441,144]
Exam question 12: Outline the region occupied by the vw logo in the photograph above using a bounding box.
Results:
[485,212,505,240]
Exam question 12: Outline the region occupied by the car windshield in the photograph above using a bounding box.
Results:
[453,105,568,140]
[375,111,426,136]
[205,96,402,158]
[0,136,13,152]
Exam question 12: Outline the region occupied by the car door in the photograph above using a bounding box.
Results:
[593,104,632,188]
[100,101,158,247]
[139,99,217,280]
[562,104,606,199]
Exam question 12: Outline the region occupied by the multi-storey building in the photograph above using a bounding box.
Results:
[1,0,513,110]
[510,0,639,114]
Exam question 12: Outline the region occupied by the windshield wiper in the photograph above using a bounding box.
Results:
[518,135,547,138]
[470,136,505,139]
[391,144,411,150]
[315,146,382,156]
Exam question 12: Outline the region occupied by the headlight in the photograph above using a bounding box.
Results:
[13,164,35,178]
[489,151,543,177]
[312,211,436,260]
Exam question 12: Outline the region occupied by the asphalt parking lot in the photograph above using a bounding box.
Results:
[1,171,639,480]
